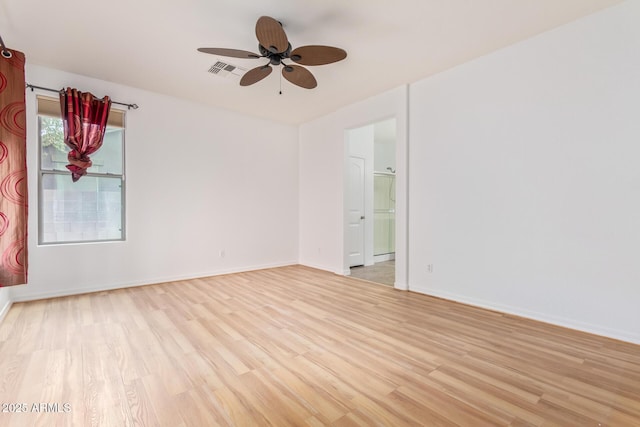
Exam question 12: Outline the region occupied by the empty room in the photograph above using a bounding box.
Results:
[1,0,639,425]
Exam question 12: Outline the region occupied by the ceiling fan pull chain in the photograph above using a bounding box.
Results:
[279,69,283,95]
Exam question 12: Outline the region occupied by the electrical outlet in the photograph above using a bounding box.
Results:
[219,249,225,258]
[427,264,433,273]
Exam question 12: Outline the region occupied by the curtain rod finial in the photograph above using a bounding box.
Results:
[0,34,13,58]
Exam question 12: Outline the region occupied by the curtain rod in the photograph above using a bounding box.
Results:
[26,83,139,110]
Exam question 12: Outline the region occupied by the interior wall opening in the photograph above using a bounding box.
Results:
[344,118,396,286]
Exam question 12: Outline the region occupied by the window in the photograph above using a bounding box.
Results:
[37,96,125,244]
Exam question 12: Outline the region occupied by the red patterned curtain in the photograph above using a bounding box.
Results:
[59,88,111,182]
[0,49,28,287]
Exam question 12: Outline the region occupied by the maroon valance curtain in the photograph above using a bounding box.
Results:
[0,48,28,287]
[59,87,111,182]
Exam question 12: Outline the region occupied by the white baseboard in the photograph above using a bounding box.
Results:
[394,281,409,291]
[374,253,395,262]
[410,285,640,346]
[0,298,12,323]
[298,261,345,276]
[11,261,299,303]
[8,265,635,345]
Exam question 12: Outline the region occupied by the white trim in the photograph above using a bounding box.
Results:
[399,83,410,291]
[299,262,345,276]
[374,253,395,262]
[11,261,298,303]
[394,281,409,291]
[410,285,640,345]
[0,297,12,323]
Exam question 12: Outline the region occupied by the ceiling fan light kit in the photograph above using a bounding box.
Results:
[198,16,346,90]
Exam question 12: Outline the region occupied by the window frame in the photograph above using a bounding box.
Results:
[36,97,127,245]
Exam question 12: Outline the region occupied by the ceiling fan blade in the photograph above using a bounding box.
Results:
[282,65,317,89]
[197,48,261,59]
[240,65,272,86]
[290,45,347,66]
[255,16,288,53]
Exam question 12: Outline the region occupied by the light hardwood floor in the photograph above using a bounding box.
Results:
[1,265,639,426]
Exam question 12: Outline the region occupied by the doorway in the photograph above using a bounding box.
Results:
[345,118,396,286]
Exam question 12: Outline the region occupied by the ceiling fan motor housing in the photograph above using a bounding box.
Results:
[259,43,292,66]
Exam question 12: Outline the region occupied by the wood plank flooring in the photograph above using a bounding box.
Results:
[0,265,639,426]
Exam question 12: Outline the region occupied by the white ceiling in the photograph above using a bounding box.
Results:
[1,0,623,124]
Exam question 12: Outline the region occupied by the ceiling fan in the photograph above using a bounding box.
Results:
[198,16,347,90]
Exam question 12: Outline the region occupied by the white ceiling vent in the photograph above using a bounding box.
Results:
[208,61,247,81]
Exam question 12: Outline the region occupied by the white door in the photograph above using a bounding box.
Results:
[347,156,365,267]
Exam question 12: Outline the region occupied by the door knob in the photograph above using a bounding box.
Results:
[360,216,365,220]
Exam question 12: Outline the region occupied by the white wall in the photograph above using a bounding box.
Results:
[409,1,640,343]
[298,86,408,288]
[374,119,396,173]
[10,64,299,301]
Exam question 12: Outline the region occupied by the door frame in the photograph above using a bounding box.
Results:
[343,112,408,290]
